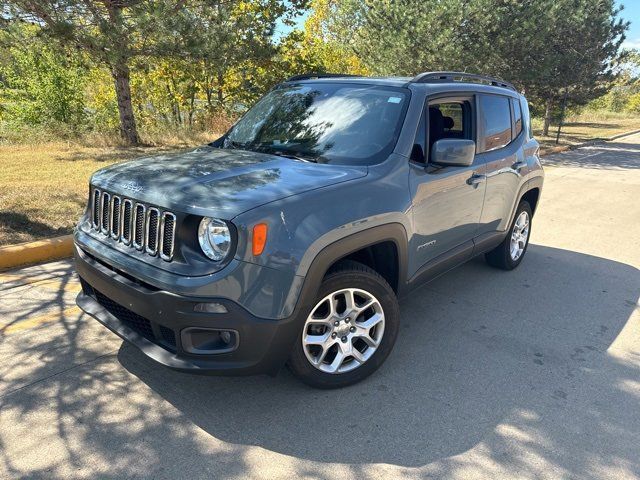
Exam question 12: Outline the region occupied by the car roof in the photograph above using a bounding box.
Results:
[283,76,412,88]
[282,73,521,98]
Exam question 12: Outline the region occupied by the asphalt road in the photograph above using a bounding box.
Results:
[1,134,639,480]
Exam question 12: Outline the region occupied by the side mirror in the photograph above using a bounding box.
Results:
[430,139,476,167]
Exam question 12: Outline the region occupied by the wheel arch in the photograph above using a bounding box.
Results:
[505,176,544,230]
[292,223,408,319]
[521,187,540,215]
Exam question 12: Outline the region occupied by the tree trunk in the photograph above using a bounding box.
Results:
[217,72,224,106]
[542,99,552,137]
[112,62,140,145]
[188,91,195,127]
[205,88,213,109]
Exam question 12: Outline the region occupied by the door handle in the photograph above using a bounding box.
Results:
[512,160,527,170]
[467,174,486,186]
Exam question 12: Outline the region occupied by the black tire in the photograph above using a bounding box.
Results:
[485,200,532,270]
[288,260,400,389]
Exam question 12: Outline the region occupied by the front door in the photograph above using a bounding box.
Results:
[408,97,486,278]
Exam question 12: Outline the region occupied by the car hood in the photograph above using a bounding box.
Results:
[91,146,368,218]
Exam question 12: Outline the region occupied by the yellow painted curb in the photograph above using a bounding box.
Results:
[0,235,74,271]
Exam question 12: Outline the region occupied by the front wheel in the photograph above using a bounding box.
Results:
[288,260,400,389]
[485,200,532,270]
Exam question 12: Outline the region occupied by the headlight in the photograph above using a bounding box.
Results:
[198,217,232,261]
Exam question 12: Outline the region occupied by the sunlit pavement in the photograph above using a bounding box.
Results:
[1,134,639,479]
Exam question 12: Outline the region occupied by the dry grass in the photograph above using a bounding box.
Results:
[0,132,215,246]
[533,111,640,148]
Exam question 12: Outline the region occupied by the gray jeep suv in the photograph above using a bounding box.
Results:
[74,72,543,388]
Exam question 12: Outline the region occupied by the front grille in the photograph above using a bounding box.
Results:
[100,192,110,234]
[159,325,177,348]
[88,186,176,261]
[94,289,154,341]
[145,208,159,255]
[122,199,133,245]
[92,289,176,352]
[160,213,176,261]
[133,203,145,250]
[92,189,101,227]
[110,196,121,239]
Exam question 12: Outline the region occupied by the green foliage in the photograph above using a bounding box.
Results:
[469,0,627,109]
[286,0,367,75]
[323,0,628,116]
[0,24,86,129]
[2,0,307,144]
[627,93,640,113]
[583,48,640,114]
[0,0,635,145]
[84,67,119,132]
[344,0,466,75]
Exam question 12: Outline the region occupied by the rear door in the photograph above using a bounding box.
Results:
[476,94,524,235]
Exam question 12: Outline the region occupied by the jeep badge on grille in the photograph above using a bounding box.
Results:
[121,182,144,193]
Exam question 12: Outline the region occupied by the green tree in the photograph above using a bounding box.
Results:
[318,0,628,135]
[292,0,367,75]
[584,49,640,113]
[462,0,628,135]
[2,0,305,144]
[336,0,467,75]
[0,23,86,128]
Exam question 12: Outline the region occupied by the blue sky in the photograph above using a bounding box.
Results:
[276,2,638,50]
[273,11,308,41]
[618,0,640,49]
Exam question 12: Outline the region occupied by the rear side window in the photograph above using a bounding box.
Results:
[512,99,522,137]
[479,95,512,152]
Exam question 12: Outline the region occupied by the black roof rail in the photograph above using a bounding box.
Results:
[411,71,517,91]
[285,73,361,82]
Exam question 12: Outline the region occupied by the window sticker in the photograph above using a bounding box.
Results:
[387,96,402,104]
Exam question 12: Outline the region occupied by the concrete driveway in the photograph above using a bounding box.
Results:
[1,134,639,480]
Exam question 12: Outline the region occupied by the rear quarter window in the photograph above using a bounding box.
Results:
[512,98,523,137]
[479,94,512,152]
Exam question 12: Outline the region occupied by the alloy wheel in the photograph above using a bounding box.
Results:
[510,211,530,261]
[302,288,385,374]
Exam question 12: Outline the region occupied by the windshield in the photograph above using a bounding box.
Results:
[224,83,409,165]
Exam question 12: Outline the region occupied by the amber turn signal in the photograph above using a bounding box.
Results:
[252,223,268,256]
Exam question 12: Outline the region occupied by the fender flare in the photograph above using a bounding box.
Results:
[506,175,544,230]
[290,222,409,319]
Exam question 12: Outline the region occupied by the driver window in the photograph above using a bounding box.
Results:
[428,101,471,150]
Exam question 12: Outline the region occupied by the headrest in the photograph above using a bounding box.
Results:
[443,116,454,129]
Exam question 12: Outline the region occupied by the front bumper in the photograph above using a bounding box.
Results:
[74,244,301,375]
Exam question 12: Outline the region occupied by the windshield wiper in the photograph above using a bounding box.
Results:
[272,151,316,163]
[254,145,317,163]
[226,140,249,150]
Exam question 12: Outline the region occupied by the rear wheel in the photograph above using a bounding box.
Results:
[485,200,532,270]
[288,260,400,389]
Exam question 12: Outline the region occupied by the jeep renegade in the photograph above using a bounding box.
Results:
[74,72,544,388]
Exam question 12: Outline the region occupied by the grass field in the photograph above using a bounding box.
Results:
[0,132,212,246]
[533,111,640,148]
[1,114,639,246]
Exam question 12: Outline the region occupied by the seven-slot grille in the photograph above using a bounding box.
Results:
[90,187,176,261]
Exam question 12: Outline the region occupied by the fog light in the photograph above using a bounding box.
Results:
[193,302,228,314]
[181,327,239,354]
[220,331,232,344]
